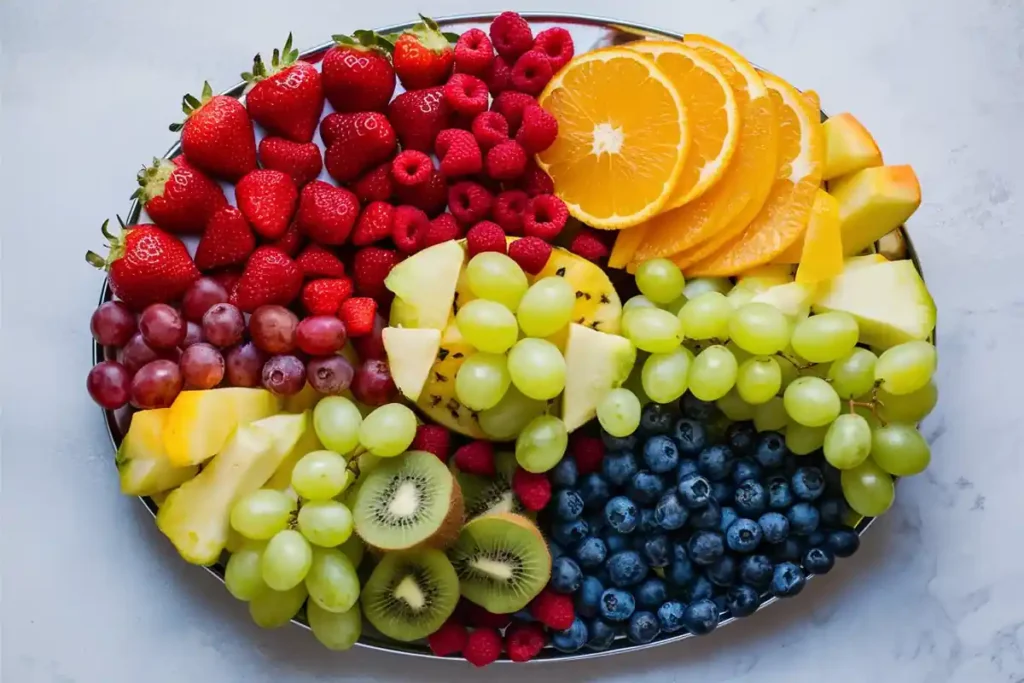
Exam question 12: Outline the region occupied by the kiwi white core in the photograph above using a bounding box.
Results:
[393,575,426,610]
[471,557,514,581]
[388,482,421,518]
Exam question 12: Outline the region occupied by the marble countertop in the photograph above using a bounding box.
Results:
[3,0,1022,681]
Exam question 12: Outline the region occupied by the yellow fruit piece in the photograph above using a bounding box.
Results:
[752,281,818,319]
[737,263,794,291]
[830,165,921,256]
[534,247,623,349]
[609,226,647,269]
[284,382,323,414]
[804,89,821,113]
[823,113,883,180]
[163,388,281,467]
[417,322,488,439]
[537,47,690,229]
[795,190,844,283]
[117,408,198,496]
[383,327,442,401]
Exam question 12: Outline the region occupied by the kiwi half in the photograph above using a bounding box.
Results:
[453,451,524,520]
[361,548,460,642]
[353,451,464,551]
[448,513,551,614]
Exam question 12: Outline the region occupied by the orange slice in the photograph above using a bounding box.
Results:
[536,48,690,229]
[794,189,843,283]
[608,225,647,269]
[685,71,825,276]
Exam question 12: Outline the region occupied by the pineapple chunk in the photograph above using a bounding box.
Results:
[117,408,198,496]
[163,388,281,467]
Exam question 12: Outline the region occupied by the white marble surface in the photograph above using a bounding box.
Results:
[3,0,1023,681]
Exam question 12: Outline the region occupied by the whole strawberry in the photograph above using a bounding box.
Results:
[297,181,360,245]
[353,246,400,299]
[230,246,303,312]
[235,169,298,240]
[387,87,449,152]
[194,206,256,271]
[322,112,397,183]
[86,220,199,310]
[132,156,226,234]
[242,34,324,143]
[322,31,396,113]
[171,82,257,182]
[388,15,455,90]
[258,137,323,187]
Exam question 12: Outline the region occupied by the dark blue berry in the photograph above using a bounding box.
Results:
[680,394,717,421]
[802,546,835,574]
[732,457,762,485]
[627,610,661,644]
[698,444,735,481]
[770,561,806,597]
[771,537,803,563]
[758,511,790,544]
[725,584,761,617]
[640,403,676,435]
[672,418,708,457]
[687,530,725,566]
[713,594,728,612]
[676,458,701,481]
[552,617,589,653]
[641,534,671,568]
[666,544,696,587]
[606,551,649,587]
[754,431,787,469]
[682,598,720,635]
[575,536,608,569]
[602,450,639,487]
[806,530,827,548]
[628,471,666,504]
[585,618,618,651]
[549,541,564,560]
[604,532,631,554]
[677,473,712,509]
[734,480,767,517]
[591,565,612,586]
[604,496,639,534]
[655,491,688,530]
[552,518,590,547]
[554,489,585,521]
[719,505,739,534]
[635,577,668,609]
[738,554,774,589]
[726,517,763,553]
[638,507,659,534]
[575,575,605,618]
[787,502,820,535]
[688,497,722,530]
[792,467,826,501]
[551,556,583,594]
[726,422,757,456]
[600,587,636,622]
[657,600,686,633]
[711,480,735,504]
[550,457,579,489]
[587,512,607,537]
[684,574,715,602]
[826,528,860,557]
[706,554,737,586]
[578,473,611,511]
[601,432,637,452]
[766,475,794,509]
[818,497,848,526]
[643,435,680,473]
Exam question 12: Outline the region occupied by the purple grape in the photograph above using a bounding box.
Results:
[351,359,397,406]
[90,301,137,347]
[262,355,306,396]
[202,303,245,348]
[225,342,267,387]
[306,355,355,395]
[181,277,229,322]
[181,343,226,389]
[120,333,177,375]
[182,321,205,348]
[296,316,348,356]
[139,304,186,350]
[250,305,298,354]
[130,359,183,409]
[87,361,131,409]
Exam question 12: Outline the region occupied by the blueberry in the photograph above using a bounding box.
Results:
[826,528,861,557]
[726,518,763,553]
[606,551,649,587]
[684,574,715,602]
[550,456,579,489]
[578,473,612,511]
[806,530,827,548]
[787,502,820,536]
[600,587,636,622]
[640,534,671,568]
[592,565,612,586]
[604,496,639,534]
[549,541,564,559]
[818,497,848,526]
[552,617,589,653]
[605,532,631,554]
[627,610,661,644]
[602,450,639,487]
[680,394,717,421]
[640,403,676,435]
[585,618,618,651]
[643,435,680,473]
[676,458,701,481]
[803,546,835,574]
[654,491,689,530]
[770,561,806,598]
[726,422,757,456]
[734,480,768,517]
[628,471,666,504]
[713,594,728,612]
[698,444,735,481]
[635,577,668,609]
[725,584,761,617]
[754,431,787,469]
[575,575,606,618]
[711,480,735,504]
[738,554,774,589]
[587,512,608,537]
[682,598,720,635]
[552,518,590,547]
[706,554,737,587]
[554,489,585,521]
[575,536,608,569]
[666,546,696,588]
[601,432,637,452]
[791,467,826,501]
[551,556,584,594]
[657,600,686,633]
[758,511,790,544]
[719,505,739,534]
[771,537,803,563]
[687,530,725,566]
[731,457,763,485]
[688,498,722,530]
[638,507,659,534]
[677,473,712,509]
[672,418,708,457]
[766,475,794,510]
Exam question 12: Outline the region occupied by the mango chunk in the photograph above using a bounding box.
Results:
[823,113,883,180]
[831,165,921,256]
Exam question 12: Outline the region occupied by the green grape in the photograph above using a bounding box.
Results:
[225,542,268,601]
[841,459,895,517]
[789,312,859,363]
[735,356,782,405]
[729,303,791,355]
[784,376,841,427]
[753,396,788,431]
[596,388,642,438]
[230,489,296,541]
[313,396,363,455]
[305,548,360,614]
[465,252,529,311]
[678,291,732,341]
[717,389,756,421]
[874,341,937,395]
[623,358,653,408]
[664,293,689,315]
[776,354,800,390]
[828,348,878,399]
[623,294,658,313]
[455,352,511,411]
[516,277,575,338]
[298,500,354,548]
[507,338,566,401]
[641,348,691,404]
[515,415,569,473]
[339,535,365,569]
[684,276,732,299]
[726,285,756,309]
[358,403,417,457]
[871,423,931,476]
[356,452,381,476]
[635,258,685,304]
[852,396,882,430]
[786,422,829,455]
[823,413,872,469]
[687,345,738,402]
[622,308,684,353]
[292,450,350,501]
[261,529,313,591]
[877,380,938,423]
[307,601,362,651]
[478,384,547,441]
[802,361,832,380]
[249,583,307,629]
[456,299,519,353]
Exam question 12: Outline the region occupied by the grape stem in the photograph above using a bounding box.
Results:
[778,352,814,371]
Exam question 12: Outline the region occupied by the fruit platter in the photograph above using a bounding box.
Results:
[85,11,937,665]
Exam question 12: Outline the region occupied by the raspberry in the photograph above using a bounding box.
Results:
[351,162,394,203]
[464,603,513,630]
[352,246,400,299]
[301,278,353,315]
[505,622,547,663]
[453,440,496,476]
[533,27,575,72]
[435,129,482,178]
[268,222,304,257]
[471,111,510,151]
[465,221,507,257]
[483,55,512,95]
[512,467,551,511]
[492,190,530,235]
[422,213,462,247]
[519,160,555,197]
[510,51,553,96]
[524,194,569,241]
[427,618,468,657]
[570,229,610,263]
[529,589,574,630]
[295,244,346,278]
[448,181,494,225]
[570,433,605,475]
[351,201,395,246]
[412,424,451,461]
[395,169,448,217]
[489,11,534,62]
[507,236,553,275]
[443,73,489,117]
[391,150,433,187]
[391,205,430,254]
[463,628,502,668]
[485,140,528,181]
[338,297,377,337]
[515,105,558,154]
[454,28,495,77]
[491,91,537,133]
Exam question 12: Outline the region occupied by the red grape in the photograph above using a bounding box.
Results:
[262,355,306,396]
[87,361,131,409]
[139,304,186,350]
[351,359,397,406]
[225,342,267,387]
[182,321,204,347]
[182,277,229,322]
[181,343,226,389]
[131,359,183,409]
[90,301,137,347]
[352,312,386,360]
[202,303,245,347]
[250,305,298,354]
[120,333,177,375]
[307,355,355,395]
[296,315,348,356]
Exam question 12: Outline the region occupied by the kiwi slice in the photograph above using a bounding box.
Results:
[453,451,525,520]
[448,513,551,614]
[353,451,464,551]
[361,548,460,642]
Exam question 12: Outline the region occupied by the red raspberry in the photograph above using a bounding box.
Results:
[529,589,574,630]
[351,162,394,204]
[295,244,345,278]
[448,181,494,225]
[511,51,553,96]
[351,201,395,246]
[423,213,463,248]
[533,27,575,72]
[463,628,502,668]
[524,194,569,241]
[516,105,558,154]
[483,55,512,95]
[443,73,489,117]
[427,618,468,657]
[519,160,555,196]
[301,278,353,315]
[507,236,553,275]
[352,246,400,299]
[395,168,448,217]
[489,11,534,62]
[471,111,510,151]
[454,28,495,76]
[453,441,496,476]
[485,140,528,181]
[464,603,514,630]
[569,433,605,475]
[570,228,610,263]
[339,297,377,337]
[505,622,547,663]
[465,221,507,257]
[391,150,433,187]
[412,424,452,461]
[391,205,430,254]
[492,190,529,235]
[491,91,537,133]
[435,129,483,178]
[512,467,551,511]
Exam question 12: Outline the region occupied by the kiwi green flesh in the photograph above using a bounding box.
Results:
[361,548,460,642]
[456,452,523,519]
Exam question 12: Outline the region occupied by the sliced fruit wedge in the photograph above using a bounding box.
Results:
[117,408,198,496]
[823,112,883,180]
[562,323,636,432]
[385,240,464,331]
[794,189,844,283]
[830,164,921,256]
[163,387,281,467]
[383,327,442,401]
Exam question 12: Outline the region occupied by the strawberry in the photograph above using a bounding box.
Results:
[352,246,399,299]
[322,112,397,183]
[257,137,322,187]
[339,297,378,337]
[230,246,303,312]
[132,156,226,234]
[268,222,305,256]
[351,162,394,204]
[387,87,449,152]
[297,181,361,246]
[235,169,298,240]
[295,244,346,278]
[242,34,325,143]
[302,278,353,315]
[321,31,396,113]
[86,219,199,310]
[170,82,256,182]
[352,201,395,246]
[194,206,256,272]
[388,16,455,90]
[434,129,482,178]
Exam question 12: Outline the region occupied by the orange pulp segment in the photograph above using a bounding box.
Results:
[795,189,843,283]
[609,226,647,269]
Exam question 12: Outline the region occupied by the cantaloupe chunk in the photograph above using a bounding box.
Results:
[823,113,883,180]
[795,190,844,284]
[831,165,921,256]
